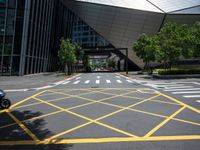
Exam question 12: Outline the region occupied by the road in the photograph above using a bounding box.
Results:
[0,73,200,150]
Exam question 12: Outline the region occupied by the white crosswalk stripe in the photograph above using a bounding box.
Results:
[76,77,81,80]
[126,80,133,83]
[116,76,121,79]
[164,88,200,92]
[116,80,122,83]
[73,80,80,84]
[172,91,200,94]
[96,80,100,84]
[164,86,193,89]
[62,81,71,85]
[84,80,90,84]
[145,81,200,101]
[97,76,101,79]
[106,80,111,83]
[184,95,200,98]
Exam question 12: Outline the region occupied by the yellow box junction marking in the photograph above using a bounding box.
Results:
[0,88,199,145]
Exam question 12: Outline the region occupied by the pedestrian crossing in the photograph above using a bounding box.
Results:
[61,75,135,85]
[146,81,200,99]
[61,79,135,85]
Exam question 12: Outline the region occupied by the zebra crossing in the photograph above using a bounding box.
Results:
[145,81,200,99]
[61,75,135,85]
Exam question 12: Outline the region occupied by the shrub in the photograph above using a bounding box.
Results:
[158,69,200,75]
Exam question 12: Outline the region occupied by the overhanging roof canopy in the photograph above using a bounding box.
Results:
[76,0,200,14]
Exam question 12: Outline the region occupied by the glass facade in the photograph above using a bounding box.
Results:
[0,0,22,75]
[0,0,199,75]
[0,0,56,76]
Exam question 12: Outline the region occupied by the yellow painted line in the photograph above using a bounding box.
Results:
[150,99,181,106]
[0,110,63,129]
[160,93,200,114]
[144,106,186,137]
[96,90,143,100]
[13,89,102,110]
[6,111,39,141]
[10,90,47,109]
[48,122,92,140]
[45,94,160,139]
[33,97,138,138]
[48,90,136,106]
[99,90,181,106]
[0,135,200,145]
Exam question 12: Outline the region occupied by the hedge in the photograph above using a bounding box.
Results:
[158,69,200,75]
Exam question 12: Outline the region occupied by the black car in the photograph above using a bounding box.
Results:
[0,90,11,109]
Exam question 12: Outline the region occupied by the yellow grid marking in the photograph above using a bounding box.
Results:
[11,88,106,110]
[160,93,200,114]
[1,88,200,145]
[2,91,200,130]
[42,94,160,140]
[33,96,139,138]
[144,106,186,137]
[6,111,39,141]
[96,90,181,106]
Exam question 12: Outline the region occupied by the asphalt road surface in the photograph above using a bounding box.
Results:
[0,73,199,150]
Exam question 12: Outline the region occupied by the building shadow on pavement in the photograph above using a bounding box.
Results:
[0,110,73,150]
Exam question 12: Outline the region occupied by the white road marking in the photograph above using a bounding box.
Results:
[126,80,133,83]
[184,95,200,98]
[97,76,101,79]
[164,86,193,89]
[172,91,200,94]
[106,80,111,83]
[164,88,200,92]
[84,80,90,84]
[116,80,122,83]
[62,81,71,85]
[76,77,81,80]
[116,76,121,79]
[96,80,100,84]
[159,84,184,87]
[196,100,200,103]
[35,85,54,90]
[73,80,80,84]
[4,89,29,92]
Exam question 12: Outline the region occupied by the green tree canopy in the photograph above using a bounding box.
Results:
[133,33,159,70]
[191,22,200,57]
[58,38,76,74]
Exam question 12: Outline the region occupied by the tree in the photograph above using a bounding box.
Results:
[157,22,182,68]
[191,22,200,57]
[58,38,76,75]
[74,43,84,72]
[133,33,159,72]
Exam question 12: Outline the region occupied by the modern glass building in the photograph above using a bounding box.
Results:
[0,0,200,76]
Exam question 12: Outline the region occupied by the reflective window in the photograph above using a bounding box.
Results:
[149,0,200,12]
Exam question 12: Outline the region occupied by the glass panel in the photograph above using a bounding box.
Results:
[2,56,11,75]
[0,0,6,7]
[76,0,162,12]
[4,9,15,55]
[8,0,16,8]
[4,36,12,54]
[172,6,200,14]
[149,0,200,12]
[0,7,5,55]
[11,55,19,75]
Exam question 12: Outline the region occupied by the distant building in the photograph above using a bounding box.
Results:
[0,0,199,75]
